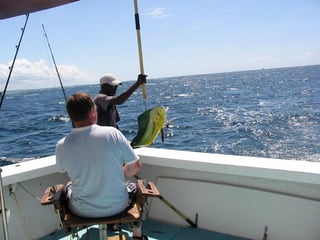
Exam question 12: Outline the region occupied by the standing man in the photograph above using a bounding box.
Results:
[94,73,146,129]
[55,92,148,240]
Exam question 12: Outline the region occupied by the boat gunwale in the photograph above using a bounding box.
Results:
[2,147,320,186]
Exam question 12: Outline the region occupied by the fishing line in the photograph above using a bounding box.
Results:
[17,183,41,201]
[0,13,29,110]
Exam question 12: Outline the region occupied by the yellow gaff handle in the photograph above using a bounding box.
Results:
[134,0,147,107]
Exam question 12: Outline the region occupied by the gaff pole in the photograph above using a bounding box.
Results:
[133,0,147,110]
[134,175,198,228]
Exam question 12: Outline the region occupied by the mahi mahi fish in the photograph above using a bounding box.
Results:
[131,106,167,148]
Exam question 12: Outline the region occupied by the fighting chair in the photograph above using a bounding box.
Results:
[41,179,160,240]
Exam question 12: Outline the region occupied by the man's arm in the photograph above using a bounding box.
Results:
[110,74,146,105]
[123,159,142,178]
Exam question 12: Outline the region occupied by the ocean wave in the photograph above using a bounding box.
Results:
[1,65,319,162]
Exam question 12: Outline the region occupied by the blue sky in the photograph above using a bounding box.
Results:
[1,0,319,90]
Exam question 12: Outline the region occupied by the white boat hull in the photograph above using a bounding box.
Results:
[1,148,320,239]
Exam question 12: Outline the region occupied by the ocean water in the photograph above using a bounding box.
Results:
[0,65,319,165]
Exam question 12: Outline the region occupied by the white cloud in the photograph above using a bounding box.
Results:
[147,7,170,18]
[292,52,312,61]
[0,58,93,90]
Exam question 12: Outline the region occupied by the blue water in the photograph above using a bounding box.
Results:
[1,65,319,165]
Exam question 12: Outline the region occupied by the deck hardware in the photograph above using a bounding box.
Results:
[0,168,9,240]
[262,226,268,240]
[9,184,16,195]
[195,213,198,227]
[71,228,80,240]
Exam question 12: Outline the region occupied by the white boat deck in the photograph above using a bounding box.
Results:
[39,219,249,240]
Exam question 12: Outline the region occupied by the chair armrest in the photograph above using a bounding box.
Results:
[137,179,160,197]
[40,184,65,205]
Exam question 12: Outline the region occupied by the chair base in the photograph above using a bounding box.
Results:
[41,180,160,240]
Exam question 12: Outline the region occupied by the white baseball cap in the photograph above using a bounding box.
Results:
[99,73,122,86]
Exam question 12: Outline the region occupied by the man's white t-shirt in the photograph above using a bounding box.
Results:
[55,124,139,217]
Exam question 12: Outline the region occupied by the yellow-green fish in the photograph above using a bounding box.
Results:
[131,106,167,148]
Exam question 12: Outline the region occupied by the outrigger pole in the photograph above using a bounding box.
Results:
[133,0,147,110]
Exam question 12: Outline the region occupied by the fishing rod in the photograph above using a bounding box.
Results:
[41,24,68,104]
[1,16,29,239]
[133,0,147,110]
[42,24,74,127]
[0,13,29,110]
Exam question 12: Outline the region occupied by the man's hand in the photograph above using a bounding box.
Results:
[137,74,147,86]
[123,160,142,178]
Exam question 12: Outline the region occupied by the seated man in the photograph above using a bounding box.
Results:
[55,92,148,240]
